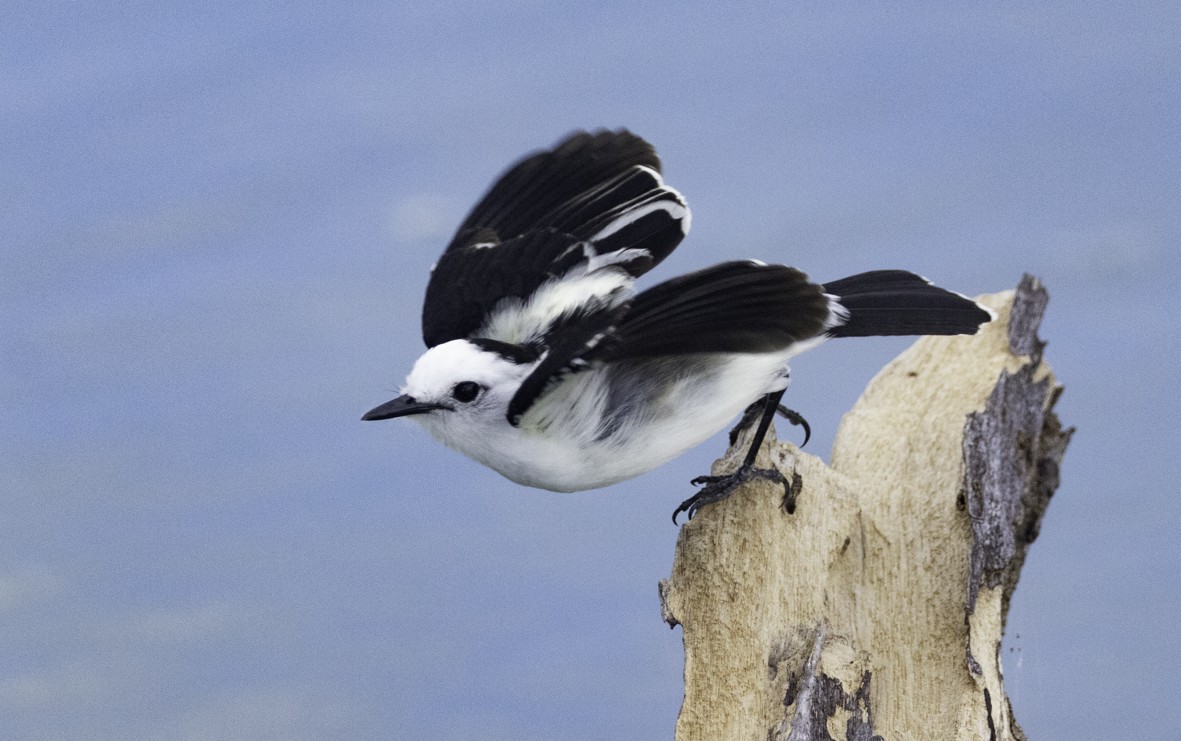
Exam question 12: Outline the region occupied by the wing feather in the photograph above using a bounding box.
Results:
[446,129,661,252]
[505,262,835,425]
[421,130,689,347]
[422,229,588,348]
[603,262,832,358]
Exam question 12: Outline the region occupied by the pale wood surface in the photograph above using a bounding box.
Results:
[661,277,1069,741]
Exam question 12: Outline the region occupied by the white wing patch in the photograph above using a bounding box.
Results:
[590,195,690,242]
[480,269,633,346]
[824,293,850,330]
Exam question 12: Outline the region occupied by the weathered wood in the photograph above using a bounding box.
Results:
[660,276,1069,740]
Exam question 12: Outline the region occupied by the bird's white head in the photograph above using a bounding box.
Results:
[362,339,534,451]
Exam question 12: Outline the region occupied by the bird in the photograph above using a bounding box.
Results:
[363,130,993,523]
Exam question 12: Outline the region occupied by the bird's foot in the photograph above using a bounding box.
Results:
[672,464,790,524]
[727,402,811,447]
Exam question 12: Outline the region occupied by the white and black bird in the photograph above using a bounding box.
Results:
[364,130,993,522]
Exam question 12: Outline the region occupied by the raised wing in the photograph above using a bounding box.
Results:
[421,130,689,348]
[446,130,660,253]
[506,262,834,425]
[423,229,588,349]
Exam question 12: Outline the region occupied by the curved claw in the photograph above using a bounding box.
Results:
[673,480,716,523]
[776,405,811,447]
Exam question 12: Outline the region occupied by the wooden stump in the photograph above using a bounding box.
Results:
[660,276,1070,740]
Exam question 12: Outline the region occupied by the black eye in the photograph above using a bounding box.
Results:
[450,381,482,403]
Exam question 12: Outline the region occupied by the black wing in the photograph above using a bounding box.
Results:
[421,130,689,348]
[506,262,833,425]
[423,229,588,349]
[602,261,832,358]
[446,129,660,253]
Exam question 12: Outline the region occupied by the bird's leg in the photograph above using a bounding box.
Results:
[674,389,791,524]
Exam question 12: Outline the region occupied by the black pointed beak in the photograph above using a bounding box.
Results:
[361,394,444,421]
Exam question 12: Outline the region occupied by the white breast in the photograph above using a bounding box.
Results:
[427,352,793,492]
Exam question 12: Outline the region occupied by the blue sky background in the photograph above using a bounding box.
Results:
[4,3,1179,739]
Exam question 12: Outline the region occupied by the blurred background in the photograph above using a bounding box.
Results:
[4,3,1178,739]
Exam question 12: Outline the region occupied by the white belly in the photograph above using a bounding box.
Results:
[435,352,793,491]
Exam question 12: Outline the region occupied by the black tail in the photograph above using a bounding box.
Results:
[823,270,992,338]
